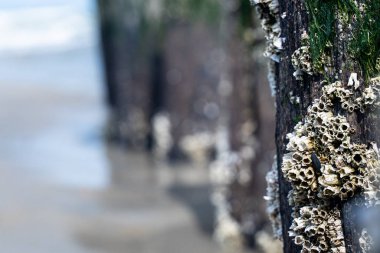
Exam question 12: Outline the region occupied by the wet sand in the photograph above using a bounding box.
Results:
[0,82,222,253]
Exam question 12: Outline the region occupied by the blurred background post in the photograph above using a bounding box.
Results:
[0,0,279,252]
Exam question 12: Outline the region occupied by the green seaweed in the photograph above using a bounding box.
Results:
[350,2,380,78]
[304,0,336,61]
[240,0,254,29]
[292,114,302,124]
[303,0,380,79]
[304,0,358,68]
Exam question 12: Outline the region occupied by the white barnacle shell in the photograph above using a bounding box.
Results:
[305,225,317,237]
[322,186,340,196]
[294,235,305,245]
[319,173,340,186]
[352,152,366,166]
[297,136,313,151]
[348,72,360,89]
[273,37,283,50]
[370,76,380,87]
[363,86,377,105]
[300,206,312,218]
[321,164,336,174]
[331,246,346,253]
[292,152,303,162]
[316,111,334,125]
[282,153,294,170]
[338,166,355,177]
[339,122,350,132]
[280,76,380,252]
[335,155,346,168]
[302,156,312,167]
[303,167,315,180]
[359,229,373,253]
[288,169,300,181]
[319,239,329,251]
[293,69,304,80]
[341,137,351,149]
[316,223,326,235]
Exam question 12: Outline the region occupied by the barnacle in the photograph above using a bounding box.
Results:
[152,113,173,158]
[348,73,360,89]
[210,120,258,248]
[289,206,346,253]
[321,79,380,112]
[252,0,282,62]
[281,76,380,251]
[180,132,215,162]
[359,229,373,253]
[210,151,245,249]
[252,0,281,99]
[214,213,244,250]
[291,32,315,80]
[292,45,313,80]
[289,91,301,104]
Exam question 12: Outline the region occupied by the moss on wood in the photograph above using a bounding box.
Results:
[304,0,380,79]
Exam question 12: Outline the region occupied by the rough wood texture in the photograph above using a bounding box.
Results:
[276,1,312,251]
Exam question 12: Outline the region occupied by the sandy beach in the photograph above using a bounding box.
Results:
[0,80,226,252]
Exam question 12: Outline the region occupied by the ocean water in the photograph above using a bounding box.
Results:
[0,0,96,55]
[0,0,103,93]
[0,0,109,188]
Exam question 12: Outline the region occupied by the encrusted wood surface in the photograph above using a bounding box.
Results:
[276,1,312,251]
[276,0,378,252]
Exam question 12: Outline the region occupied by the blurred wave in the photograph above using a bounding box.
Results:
[0,0,103,94]
[0,1,95,56]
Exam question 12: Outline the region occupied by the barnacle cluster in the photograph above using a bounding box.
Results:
[291,30,335,80]
[290,206,345,253]
[121,108,150,147]
[323,78,380,112]
[256,231,283,253]
[264,158,282,239]
[214,216,244,250]
[370,76,380,95]
[282,76,380,251]
[210,151,246,250]
[210,152,241,186]
[210,119,258,248]
[291,45,313,80]
[180,132,215,162]
[291,32,314,80]
[252,0,281,62]
[359,229,373,253]
[252,0,281,97]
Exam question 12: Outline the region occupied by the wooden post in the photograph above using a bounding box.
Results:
[254,0,380,252]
